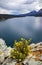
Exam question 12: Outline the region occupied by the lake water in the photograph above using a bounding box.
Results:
[0,17,42,46]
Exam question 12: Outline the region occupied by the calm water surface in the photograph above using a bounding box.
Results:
[0,17,42,46]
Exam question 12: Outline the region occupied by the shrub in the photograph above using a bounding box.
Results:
[10,38,32,62]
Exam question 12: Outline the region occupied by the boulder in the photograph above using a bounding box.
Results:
[0,39,12,63]
[2,58,17,65]
[0,52,5,62]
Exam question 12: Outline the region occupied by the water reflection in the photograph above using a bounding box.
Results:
[34,17,42,30]
[0,17,42,46]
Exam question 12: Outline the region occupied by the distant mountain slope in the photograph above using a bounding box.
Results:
[0,8,42,20]
[25,9,42,16]
[36,9,42,16]
[27,11,37,16]
[39,9,42,13]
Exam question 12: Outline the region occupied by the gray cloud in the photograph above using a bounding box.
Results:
[0,0,42,14]
[38,0,42,3]
[24,0,36,4]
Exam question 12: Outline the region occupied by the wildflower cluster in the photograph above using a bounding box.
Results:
[10,38,32,62]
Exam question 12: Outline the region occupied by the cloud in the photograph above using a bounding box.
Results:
[24,0,36,4]
[38,0,42,3]
[0,0,42,14]
[0,7,12,14]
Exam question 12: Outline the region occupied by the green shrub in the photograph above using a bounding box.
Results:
[10,38,32,62]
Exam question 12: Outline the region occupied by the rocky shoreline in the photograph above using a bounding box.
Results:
[0,39,42,65]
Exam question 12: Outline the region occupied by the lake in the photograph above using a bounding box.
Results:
[0,17,42,46]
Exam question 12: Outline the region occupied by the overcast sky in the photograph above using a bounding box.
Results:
[0,0,42,14]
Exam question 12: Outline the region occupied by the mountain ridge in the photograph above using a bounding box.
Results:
[0,9,42,20]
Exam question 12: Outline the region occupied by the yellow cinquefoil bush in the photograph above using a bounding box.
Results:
[10,38,32,62]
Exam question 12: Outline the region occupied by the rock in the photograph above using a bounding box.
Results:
[23,56,31,64]
[32,56,36,59]
[0,39,7,63]
[0,39,12,57]
[0,38,7,52]
[4,47,12,57]
[39,54,42,61]
[31,49,36,52]
[37,61,42,65]
[0,38,12,64]
[0,39,42,65]
[36,48,40,51]
[28,59,37,65]
[0,52,5,62]
[2,58,17,65]
[23,57,42,65]
[30,43,36,48]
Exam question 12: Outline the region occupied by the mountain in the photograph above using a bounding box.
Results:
[26,11,37,16]
[0,9,42,20]
[27,9,42,16]
[36,9,42,16]
[17,9,42,16]
[39,9,42,13]
[24,9,42,16]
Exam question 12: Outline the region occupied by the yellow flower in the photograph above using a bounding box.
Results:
[11,49,14,52]
[17,51,19,54]
[24,48,25,50]
[15,42,18,45]
[28,46,32,50]
[19,59,21,61]
[15,51,17,53]
[21,38,24,40]
[20,53,22,56]
[15,42,21,46]
[26,40,28,43]
[13,56,16,58]
[18,43,20,46]
[11,38,31,61]
[28,52,30,55]
[25,52,26,54]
